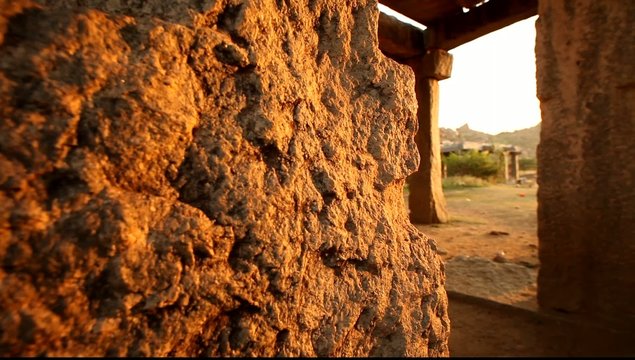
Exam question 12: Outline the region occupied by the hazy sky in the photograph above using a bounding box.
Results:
[378,4,541,135]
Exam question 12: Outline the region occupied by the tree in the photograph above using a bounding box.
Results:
[443,150,499,179]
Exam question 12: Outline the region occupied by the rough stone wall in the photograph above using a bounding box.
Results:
[0,0,449,356]
[536,0,635,330]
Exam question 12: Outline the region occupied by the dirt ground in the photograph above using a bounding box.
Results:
[411,182,542,355]
[406,183,634,356]
[413,183,540,309]
[445,291,635,357]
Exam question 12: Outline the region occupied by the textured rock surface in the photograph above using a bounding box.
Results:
[536,0,635,330]
[0,0,449,356]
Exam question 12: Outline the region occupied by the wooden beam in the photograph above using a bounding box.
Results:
[377,12,426,60]
[379,0,461,27]
[427,0,538,50]
[456,0,488,9]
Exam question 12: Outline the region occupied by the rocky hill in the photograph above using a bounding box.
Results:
[441,123,540,158]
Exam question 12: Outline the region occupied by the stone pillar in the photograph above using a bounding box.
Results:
[509,151,520,182]
[0,1,451,356]
[537,0,635,331]
[406,49,452,224]
[501,151,510,182]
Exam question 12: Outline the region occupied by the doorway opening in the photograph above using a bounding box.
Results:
[423,15,542,310]
[378,3,541,310]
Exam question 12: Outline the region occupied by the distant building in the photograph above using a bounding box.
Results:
[441,141,522,182]
[441,141,496,155]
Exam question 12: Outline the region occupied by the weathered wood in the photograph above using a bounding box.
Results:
[379,0,460,26]
[377,12,426,60]
[427,0,538,49]
[379,0,537,56]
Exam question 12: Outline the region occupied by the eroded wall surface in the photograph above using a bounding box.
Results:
[0,0,449,356]
[536,0,635,329]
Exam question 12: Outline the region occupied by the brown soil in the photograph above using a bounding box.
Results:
[410,183,634,356]
[446,291,635,357]
[414,182,540,309]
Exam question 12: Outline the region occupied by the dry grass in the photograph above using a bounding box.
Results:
[442,175,491,189]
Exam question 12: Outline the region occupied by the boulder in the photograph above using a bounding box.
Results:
[0,0,449,356]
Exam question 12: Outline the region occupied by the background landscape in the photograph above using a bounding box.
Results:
[440,122,540,159]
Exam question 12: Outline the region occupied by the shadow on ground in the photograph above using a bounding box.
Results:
[448,291,635,356]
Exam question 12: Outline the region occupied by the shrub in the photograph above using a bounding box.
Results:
[443,150,499,179]
[519,158,537,170]
[442,175,490,189]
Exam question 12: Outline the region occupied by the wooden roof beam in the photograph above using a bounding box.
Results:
[378,12,426,61]
[427,0,538,50]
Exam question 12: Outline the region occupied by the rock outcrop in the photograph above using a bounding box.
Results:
[0,0,449,356]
